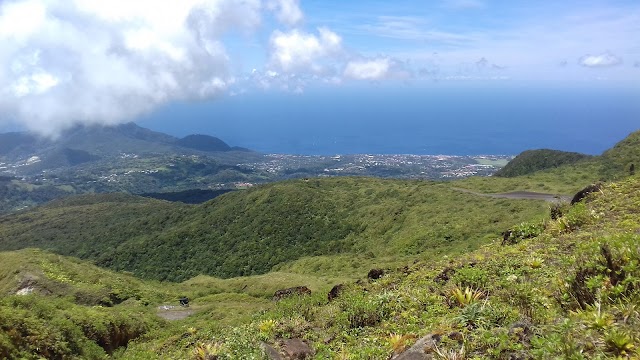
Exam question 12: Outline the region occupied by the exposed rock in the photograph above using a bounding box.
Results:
[14,274,50,296]
[508,320,533,343]
[272,286,312,301]
[398,265,413,275]
[502,350,533,360]
[281,338,313,359]
[16,286,35,295]
[447,331,464,344]
[393,334,440,360]
[571,183,602,205]
[367,268,385,280]
[261,342,283,360]
[433,267,455,284]
[327,284,345,302]
[502,230,514,245]
[550,202,564,220]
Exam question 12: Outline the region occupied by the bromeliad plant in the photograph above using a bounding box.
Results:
[449,287,484,308]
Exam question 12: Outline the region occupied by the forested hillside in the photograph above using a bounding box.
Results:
[493,130,640,181]
[493,149,592,177]
[0,130,639,359]
[155,172,638,359]
[0,178,548,281]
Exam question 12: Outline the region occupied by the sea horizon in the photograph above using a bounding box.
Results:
[137,84,639,156]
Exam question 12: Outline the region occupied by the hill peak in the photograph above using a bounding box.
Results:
[602,130,640,160]
[494,148,592,177]
[175,134,232,152]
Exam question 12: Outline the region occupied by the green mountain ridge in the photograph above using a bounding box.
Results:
[2,156,639,359]
[169,174,638,359]
[1,129,640,359]
[493,149,592,177]
[175,134,232,152]
[0,122,252,166]
[0,177,548,281]
[493,130,640,181]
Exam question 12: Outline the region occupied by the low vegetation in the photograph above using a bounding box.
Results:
[493,149,592,177]
[0,249,347,359]
[114,174,640,359]
[0,177,549,281]
[0,130,638,359]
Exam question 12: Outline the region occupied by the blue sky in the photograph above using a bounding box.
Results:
[0,0,638,140]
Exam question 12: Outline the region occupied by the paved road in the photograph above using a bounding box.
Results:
[452,187,571,202]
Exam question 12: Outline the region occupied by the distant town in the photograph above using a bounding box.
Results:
[1,153,512,196]
[239,153,511,182]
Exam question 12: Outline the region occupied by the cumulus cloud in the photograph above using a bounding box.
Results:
[344,58,391,80]
[266,0,303,26]
[579,52,623,68]
[343,57,411,81]
[247,68,308,93]
[268,27,342,74]
[0,0,271,136]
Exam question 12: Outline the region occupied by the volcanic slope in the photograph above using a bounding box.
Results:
[137,164,640,359]
[0,176,550,281]
[456,130,640,194]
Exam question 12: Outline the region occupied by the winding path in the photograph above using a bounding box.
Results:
[156,305,195,321]
[452,187,571,202]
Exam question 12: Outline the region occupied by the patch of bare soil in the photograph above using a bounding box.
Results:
[156,305,195,321]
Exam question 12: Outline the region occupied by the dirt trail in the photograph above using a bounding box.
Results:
[156,305,195,321]
[452,187,571,202]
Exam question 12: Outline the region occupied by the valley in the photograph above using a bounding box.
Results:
[1,1,637,358]
[0,129,638,359]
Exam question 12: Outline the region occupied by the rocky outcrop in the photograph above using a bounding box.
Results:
[281,339,313,359]
[571,183,602,205]
[367,268,385,280]
[393,334,440,360]
[262,339,313,360]
[327,284,345,302]
[272,286,312,301]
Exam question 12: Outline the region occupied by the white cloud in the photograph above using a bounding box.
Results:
[579,52,623,67]
[268,27,342,73]
[267,0,303,26]
[344,58,391,80]
[0,0,262,136]
[343,57,411,81]
[356,15,481,48]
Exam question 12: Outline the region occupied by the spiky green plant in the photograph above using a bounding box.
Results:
[450,287,484,307]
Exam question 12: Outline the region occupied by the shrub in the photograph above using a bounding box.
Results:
[452,267,489,289]
[338,292,394,329]
[502,222,544,245]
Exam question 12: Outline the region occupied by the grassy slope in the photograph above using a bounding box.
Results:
[0,130,638,359]
[454,160,599,194]
[119,174,640,360]
[493,149,592,178]
[0,248,352,359]
[0,249,169,359]
[600,130,640,179]
[459,130,640,195]
[0,177,549,281]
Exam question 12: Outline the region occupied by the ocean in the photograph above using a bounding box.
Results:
[141,83,640,156]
